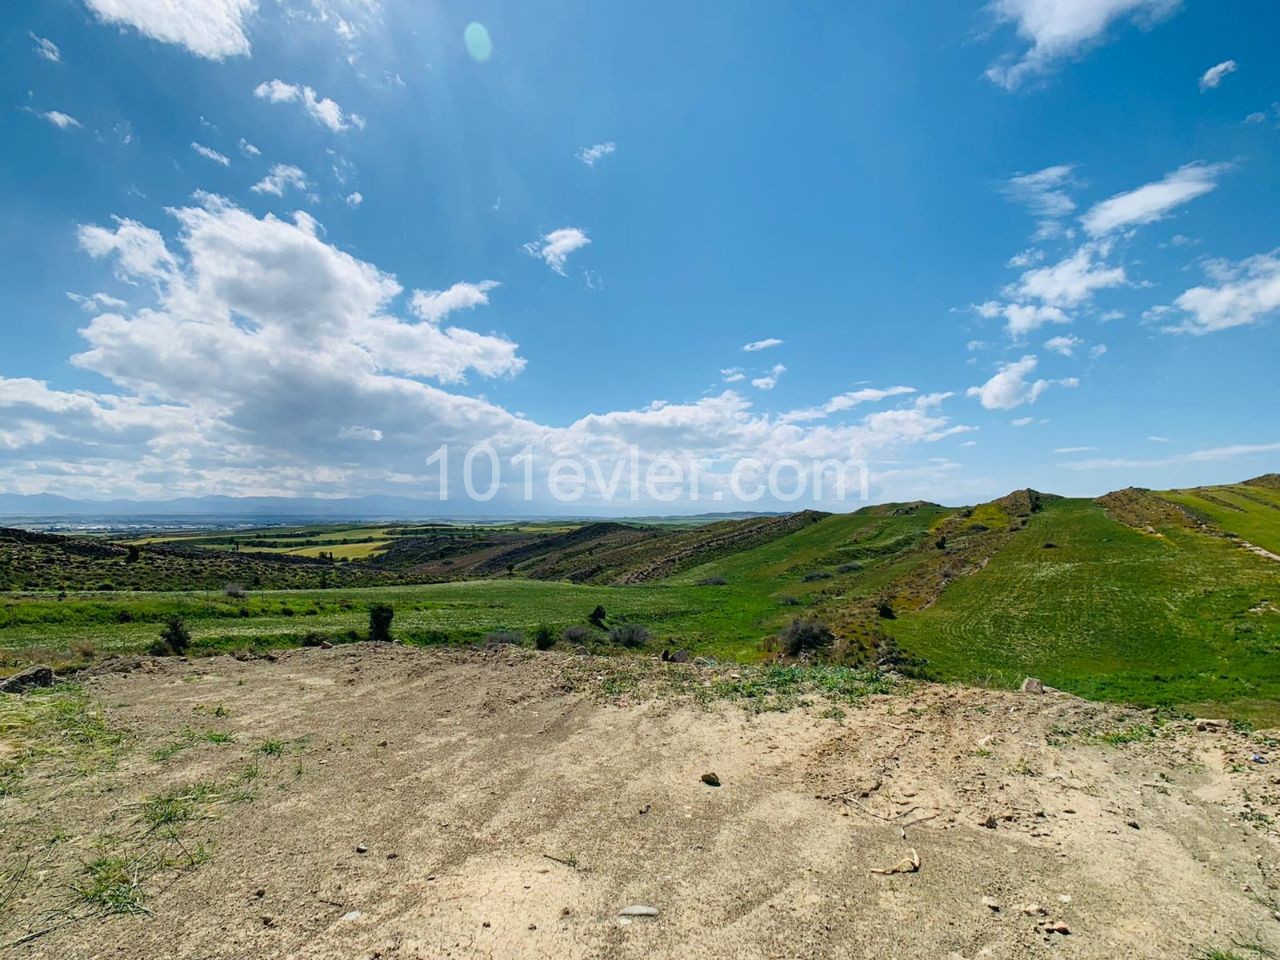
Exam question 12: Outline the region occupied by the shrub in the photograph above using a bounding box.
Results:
[369,604,394,642]
[696,576,728,586]
[778,595,802,607]
[562,625,593,646]
[802,570,833,582]
[224,582,246,598]
[150,616,191,657]
[588,605,607,628]
[126,545,141,564]
[484,630,524,646]
[778,618,834,657]
[836,562,862,574]
[609,623,650,648]
[532,625,557,651]
[876,602,896,620]
[301,631,329,648]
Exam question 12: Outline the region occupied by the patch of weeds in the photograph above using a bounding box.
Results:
[1007,757,1039,776]
[818,705,847,722]
[1100,723,1158,746]
[0,684,125,798]
[73,855,147,915]
[969,748,994,759]
[150,728,235,762]
[256,738,285,757]
[710,665,896,714]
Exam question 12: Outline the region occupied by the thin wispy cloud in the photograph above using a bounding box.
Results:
[29,32,61,63]
[191,142,230,166]
[576,142,616,167]
[1064,442,1280,471]
[742,338,783,352]
[1082,162,1228,236]
[1199,59,1237,92]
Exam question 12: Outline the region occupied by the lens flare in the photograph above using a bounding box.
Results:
[464,22,492,62]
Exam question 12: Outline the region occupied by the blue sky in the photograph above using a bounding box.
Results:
[2,0,1279,511]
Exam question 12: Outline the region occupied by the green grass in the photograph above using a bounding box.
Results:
[1160,484,1280,555]
[886,498,1280,724]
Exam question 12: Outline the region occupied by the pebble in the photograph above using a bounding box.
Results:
[981,896,1001,912]
[701,772,721,787]
[1041,921,1070,935]
[341,910,363,922]
[356,844,369,854]
[1126,820,1140,830]
[1019,903,1048,917]
[619,905,659,918]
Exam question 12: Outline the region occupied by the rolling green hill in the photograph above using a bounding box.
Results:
[2,475,1278,722]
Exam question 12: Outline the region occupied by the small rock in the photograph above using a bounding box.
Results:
[341,910,363,922]
[619,905,659,918]
[980,814,998,830]
[253,888,266,899]
[1041,921,1070,935]
[1020,677,1045,694]
[1126,819,1140,830]
[482,920,491,928]
[528,924,537,931]
[386,852,398,860]
[356,844,369,854]
[981,896,1001,911]
[1019,903,1048,917]
[1195,718,1229,732]
[670,649,693,664]
[261,915,276,928]
[701,772,721,787]
[0,665,54,694]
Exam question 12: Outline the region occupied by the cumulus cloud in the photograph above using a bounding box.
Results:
[337,425,382,441]
[191,141,230,166]
[1082,162,1227,236]
[250,164,308,197]
[966,355,1077,410]
[1043,334,1083,356]
[30,32,61,62]
[523,228,591,275]
[83,0,256,60]
[576,142,616,166]
[345,191,363,208]
[751,364,787,391]
[410,281,500,324]
[985,0,1182,90]
[1199,59,1237,92]
[1158,251,1280,335]
[720,368,746,383]
[253,80,364,132]
[1007,242,1126,307]
[742,338,783,352]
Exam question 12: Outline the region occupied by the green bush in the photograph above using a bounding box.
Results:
[150,616,191,657]
[779,618,834,658]
[533,624,556,651]
[369,603,394,642]
[609,623,650,649]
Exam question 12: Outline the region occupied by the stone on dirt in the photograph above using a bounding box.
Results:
[0,665,55,694]
[619,905,659,918]
[1020,677,1045,694]
[701,772,721,787]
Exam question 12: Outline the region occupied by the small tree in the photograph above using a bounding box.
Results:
[150,616,191,656]
[779,618,834,658]
[126,545,141,564]
[533,624,557,651]
[369,603,394,642]
[589,605,607,628]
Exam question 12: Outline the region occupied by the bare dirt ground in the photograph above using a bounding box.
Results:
[2,643,1279,959]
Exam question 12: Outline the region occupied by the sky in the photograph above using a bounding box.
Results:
[2,0,1279,513]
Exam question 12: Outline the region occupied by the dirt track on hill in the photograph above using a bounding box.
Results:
[3,644,1279,959]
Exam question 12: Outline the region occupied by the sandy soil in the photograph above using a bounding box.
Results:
[2,643,1279,959]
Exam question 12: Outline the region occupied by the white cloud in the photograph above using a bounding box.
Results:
[409,281,500,324]
[742,338,783,352]
[1148,435,1170,442]
[83,0,255,60]
[1002,164,1077,218]
[523,228,591,275]
[576,142,616,167]
[345,191,363,208]
[337,425,382,441]
[30,32,61,62]
[1053,445,1094,453]
[966,355,1077,410]
[40,110,82,130]
[1008,242,1126,306]
[1199,59,1237,92]
[1011,416,1035,426]
[1043,333,1082,356]
[1001,302,1070,336]
[250,164,308,197]
[191,141,230,166]
[238,138,260,157]
[1089,343,1108,358]
[77,216,178,281]
[66,291,129,313]
[985,0,1181,90]
[1082,162,1227,236]
[751,364,787,391]
[781,386,916,424]
[1064,442,1280,471]
[720,368,746,383]
[1158,251,1280,335]
[253,80,364,133]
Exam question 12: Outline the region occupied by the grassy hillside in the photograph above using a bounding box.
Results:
[886,497,1280,723]
[1158,481,1280,555]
